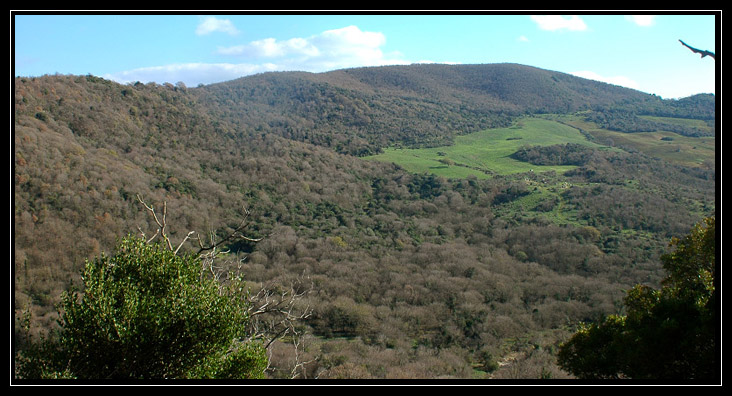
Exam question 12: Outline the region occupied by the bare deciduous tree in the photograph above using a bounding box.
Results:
[135,194,314,379]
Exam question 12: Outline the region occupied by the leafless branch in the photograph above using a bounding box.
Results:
[136,194,262,263]
[174,231,196,255]
[195,208,264,255]
[135,195,312,378]
[246,277,313,346]
[136,194,173,250]
[288,335,319,379]
[248,277,314,379]
[680,39,715,60]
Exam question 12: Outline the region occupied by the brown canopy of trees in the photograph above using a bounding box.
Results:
[14,67,715,379]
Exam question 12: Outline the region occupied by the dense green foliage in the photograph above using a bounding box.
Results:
[15,236,268,379]
[14,64,716,380]
[557,217,717,380]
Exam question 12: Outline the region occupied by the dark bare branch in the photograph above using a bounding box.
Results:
[196,208,264,255]
[246,277,313,350]
[680,39,715,60]
[134,194,311,378]
[136,194,262,260]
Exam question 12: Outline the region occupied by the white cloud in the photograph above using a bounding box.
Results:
[570,70,640,90]
[217,25,406,72]
[104,62,279,86]
[625,15,656,27]
[530,15,587,31]
[195,16,239,36]
[218,37,320,58]
[105,25,409,86]
[219,26,386,61]
[517,35,529,42]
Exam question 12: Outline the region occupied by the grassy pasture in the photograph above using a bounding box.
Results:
[366,117,607,179]
[560,114,715,169]
[588,129,715,168]
[638,115,714,133]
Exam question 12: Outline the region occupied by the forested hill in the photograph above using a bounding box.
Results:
[194,63,714,155]
[14,64,715,379]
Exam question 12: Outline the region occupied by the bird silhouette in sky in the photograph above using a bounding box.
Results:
[679,40,715,60]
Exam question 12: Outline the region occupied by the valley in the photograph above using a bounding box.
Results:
[13,64,716,380]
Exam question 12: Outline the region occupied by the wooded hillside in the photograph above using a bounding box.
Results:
[195,63,712,155]
[13,64,715,379]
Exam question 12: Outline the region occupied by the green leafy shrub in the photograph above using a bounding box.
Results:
[557,217,717,380]
[16,236,267,380]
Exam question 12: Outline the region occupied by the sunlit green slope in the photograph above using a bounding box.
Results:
[365,117,611,178]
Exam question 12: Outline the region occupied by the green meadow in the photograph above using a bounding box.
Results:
[366,117,608,179]
[365,114,714,228]
[590,129,715,169]
[556,114,715,169]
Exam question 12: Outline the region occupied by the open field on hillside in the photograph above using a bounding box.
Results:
[365,117,610,178]
[367,115,715,179]
[589,129,715,168]
[365,114,715,229]
[558,114,716,169]
[639,115,714,133]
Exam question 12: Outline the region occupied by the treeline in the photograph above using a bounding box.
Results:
[616,92,715,120]
[13,71,715,379]
[584,109,714,136]
[511,143,596,166]
[582,92,715,135]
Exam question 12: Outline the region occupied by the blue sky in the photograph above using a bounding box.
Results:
[13,12,717,99]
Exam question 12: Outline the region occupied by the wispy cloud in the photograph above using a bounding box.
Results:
[195,16,239,36]
[104,63,279,86]
[625,15,657,27]
[530,15,587,31]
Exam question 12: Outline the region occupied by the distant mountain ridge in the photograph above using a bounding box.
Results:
[194,63,714,155]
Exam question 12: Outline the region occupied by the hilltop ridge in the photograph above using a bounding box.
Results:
[194,63,713,155]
